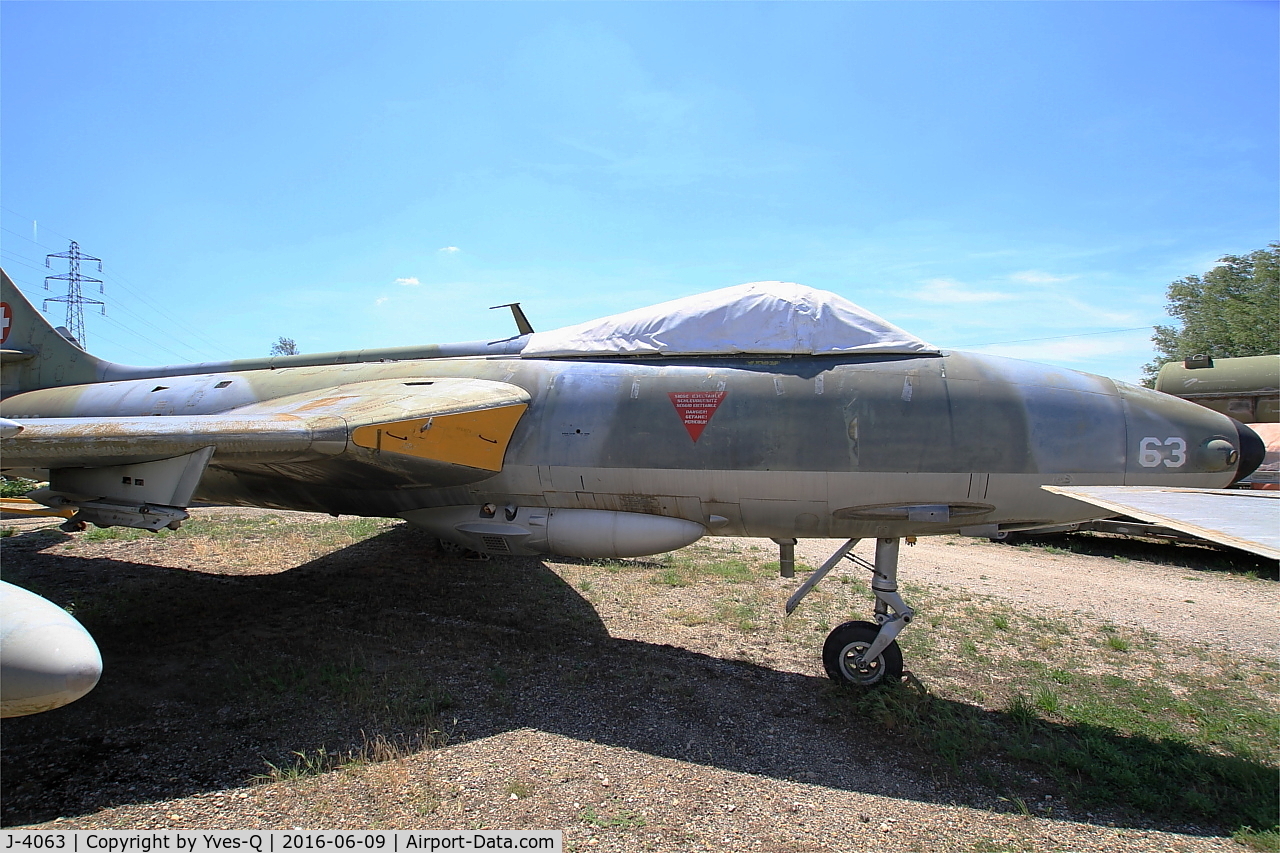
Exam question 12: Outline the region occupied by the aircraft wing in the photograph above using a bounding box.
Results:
[2,377,529,468]
[1,412,349,468]
[1,377,530,528]
[1042,485,1280,560]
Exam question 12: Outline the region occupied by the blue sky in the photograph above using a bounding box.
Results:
[2,2,1275,382]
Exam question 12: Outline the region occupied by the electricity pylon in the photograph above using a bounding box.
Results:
[44,241,105,347]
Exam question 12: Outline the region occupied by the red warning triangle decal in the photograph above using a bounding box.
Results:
[668,391,726,442]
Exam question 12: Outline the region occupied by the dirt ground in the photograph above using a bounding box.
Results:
[1,508,1275,851]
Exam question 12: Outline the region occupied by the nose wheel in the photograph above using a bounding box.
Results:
[823,620,903,686]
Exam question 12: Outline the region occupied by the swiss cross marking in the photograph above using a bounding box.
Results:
[0,303,10,345]
[668,391,726,442]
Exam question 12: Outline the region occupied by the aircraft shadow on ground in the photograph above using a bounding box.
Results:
[999,531,1279,578]
[0,524,1269,833]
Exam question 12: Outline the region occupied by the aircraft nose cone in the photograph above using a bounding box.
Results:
[1233,418,1265,483]
[0,581,103,718]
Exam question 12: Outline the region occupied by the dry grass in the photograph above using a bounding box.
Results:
[1,509,1275,841]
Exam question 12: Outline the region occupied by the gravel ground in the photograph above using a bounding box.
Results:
[788,535,1280,660]
[1,509,1275,852]
[39,729,1249,853]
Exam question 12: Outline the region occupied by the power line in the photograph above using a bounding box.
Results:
[1,207,74,245]
[96,312,210,363]
[0,251,57,275]
[1,226,49,247]
[96,266,237,358]
[10,280,212,363]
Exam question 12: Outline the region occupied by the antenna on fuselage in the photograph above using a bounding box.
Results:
[489,302,534,336]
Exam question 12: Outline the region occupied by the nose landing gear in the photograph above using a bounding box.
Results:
[784,537,914,688]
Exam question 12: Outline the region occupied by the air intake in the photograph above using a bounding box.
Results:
[481,535,511,553]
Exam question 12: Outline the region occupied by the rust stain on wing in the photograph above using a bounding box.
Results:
[290,396,357,413]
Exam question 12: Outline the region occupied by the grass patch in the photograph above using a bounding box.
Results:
[1032,685,1061,716]
[83,525,162,542]
[256,729,434,783]
[647,545,764,587]
[650,566,692,587]
[666,609,709,626]
[1234,827,1280,852]
[704,558,755,582]
[823,675,1277,832]
[504,779,532,799]
[0,476,38,497]
[1105,634,1131,652]
[259,746,337,781]
[173,513,391,545]
[801,548,1280,836]
[713,599,760,632]
[580,802,647,829]
[761,560,814,576]
[16,512,396,561]
[230,647,455,734]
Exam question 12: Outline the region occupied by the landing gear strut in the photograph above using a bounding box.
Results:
[784,537,915,687]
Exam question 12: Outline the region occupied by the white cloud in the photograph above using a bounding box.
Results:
[438,247,460,254]
[394,277,420,286]
[375,296,389,306]
[1010,270,1075,284]
[916,278,1015,303]
[968,329,1153,364]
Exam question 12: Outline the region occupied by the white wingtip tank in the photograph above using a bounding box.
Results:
[0,580,102,718]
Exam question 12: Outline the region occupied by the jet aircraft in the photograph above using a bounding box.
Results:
[0,270,1264,715]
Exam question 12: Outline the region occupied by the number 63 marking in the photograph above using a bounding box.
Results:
[1138,436,1186,468]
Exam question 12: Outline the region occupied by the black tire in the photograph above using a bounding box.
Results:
[822,620,903,687]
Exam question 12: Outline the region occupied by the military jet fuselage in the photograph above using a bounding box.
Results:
[0,274,1262,709]
[3,347,1254,545]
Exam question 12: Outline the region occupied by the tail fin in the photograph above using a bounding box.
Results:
[2,268,111,397]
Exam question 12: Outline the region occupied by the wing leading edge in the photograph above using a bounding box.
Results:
[1042,485,1280,560]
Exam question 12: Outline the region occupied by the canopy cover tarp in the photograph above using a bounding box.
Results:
[521,282,939,358]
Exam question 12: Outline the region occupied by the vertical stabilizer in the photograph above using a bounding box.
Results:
[1,268,111,397]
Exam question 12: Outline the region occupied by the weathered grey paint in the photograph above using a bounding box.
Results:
[0,268,1255,549]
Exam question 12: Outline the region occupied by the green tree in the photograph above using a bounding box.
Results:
[270,336,300,356]
[1142,243,1279,385]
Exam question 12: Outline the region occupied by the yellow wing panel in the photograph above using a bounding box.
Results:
[351,403,528,472]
